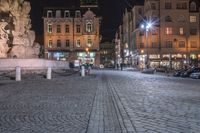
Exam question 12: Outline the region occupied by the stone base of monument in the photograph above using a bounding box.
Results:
[0,59,69,81]
[0,59,69,71]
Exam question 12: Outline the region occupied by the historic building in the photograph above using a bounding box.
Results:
[43,2,101,66]
[117,0,200,69]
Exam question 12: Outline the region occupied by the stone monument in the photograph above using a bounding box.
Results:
[0,0,40,58]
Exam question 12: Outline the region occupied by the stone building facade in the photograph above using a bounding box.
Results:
[43,7,101,66]
[117,0,200,69]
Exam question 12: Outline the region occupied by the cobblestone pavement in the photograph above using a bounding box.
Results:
[0,70,200,133]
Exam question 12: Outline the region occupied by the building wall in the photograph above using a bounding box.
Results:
[120,0,200,69]
[43,8,100,66]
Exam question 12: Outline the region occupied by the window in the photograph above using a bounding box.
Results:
[166,41,173,48]
[47,24,52,33]
[151,3,156,10]
[48,40,52,48]
[75,10,81,18]
[56,10,61,18]
[140,31,144,36]
[152,29,157,35]
[177,15,186,22]
[64,10,70,18]
[87,38,92,47]
[140,43,144,48]
[86,22,92,32]
[57,25,61,33]
[165,27,172,35]
[179,41,185,48]
[65,25,69,33]
[138,8,142,15]
[191,41,197,48]
[165,16,172,22]
[190,2,197,11]
[152,42,157,48]
[190,28,197,35]
[179,27,184,35]
[66,40,70,47]
[47,10,53,18]
[76,39,81,47]
[177,2,187,9]
[76,25,81,33]
[165,2,172,9]
[57,40,61,48]
[190,16,197,22]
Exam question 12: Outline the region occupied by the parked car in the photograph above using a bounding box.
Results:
[181,67,200,78]
[173,68,188,77]
[190,72,200,79]
[142,68,155,74]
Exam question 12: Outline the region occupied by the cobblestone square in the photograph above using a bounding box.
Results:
[0,70,200,133]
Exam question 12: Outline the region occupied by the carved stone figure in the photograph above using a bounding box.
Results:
[0,0,40,58]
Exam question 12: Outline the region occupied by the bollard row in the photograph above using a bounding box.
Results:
[15,67,52,81]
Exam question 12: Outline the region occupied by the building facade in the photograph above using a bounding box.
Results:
[43,7,101,66]
[117,0,200,69]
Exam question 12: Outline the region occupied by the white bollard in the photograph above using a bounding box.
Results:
[47,67,52,79]
[16,66,21,81]
[81,66,85,77]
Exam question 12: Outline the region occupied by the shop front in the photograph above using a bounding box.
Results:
[77,52,96,65]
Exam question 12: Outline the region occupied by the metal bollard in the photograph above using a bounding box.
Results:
[81,66,85,77]
[47,67,52,79]
[16,66,21,81]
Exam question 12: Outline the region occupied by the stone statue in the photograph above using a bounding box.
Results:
[0,0,40,58]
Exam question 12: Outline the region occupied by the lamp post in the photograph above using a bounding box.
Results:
[140,22,152,69]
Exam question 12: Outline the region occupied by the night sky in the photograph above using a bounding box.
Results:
[29,0,144,42]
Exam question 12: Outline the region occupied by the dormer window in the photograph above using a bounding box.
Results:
[47,10,53,18]
[190,1,197,11]
[75,10,81,18]
[56,10,61,18]
[86,21,92,32]
[64,10,70,18]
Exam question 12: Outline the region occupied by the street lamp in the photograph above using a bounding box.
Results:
[140,22,153,69]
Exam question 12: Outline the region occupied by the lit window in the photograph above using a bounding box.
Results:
[47,24,52,33]
[190,16,197,22]
[76,39,81,47]
[86,22,92,32]
[57,25,61,33]
[47,10,53,18]
[57,40,61,48]
[76,25,81,33]
[179,27,184,35]
[65,25,69,33]
[87,38,92,47]
[48,40,52,48]
[179,41,185,48]
[165,27,172,35]
[56,10,61,18]
[75,10,81,18]
[66,40,70,47]
[64,10,70,18]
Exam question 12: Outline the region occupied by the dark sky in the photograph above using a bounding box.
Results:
[29,0,144,41]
